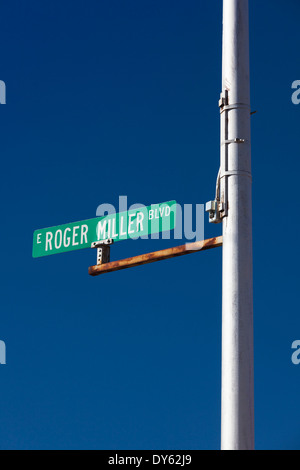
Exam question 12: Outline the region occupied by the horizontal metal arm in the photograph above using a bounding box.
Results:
[88,236,223,276]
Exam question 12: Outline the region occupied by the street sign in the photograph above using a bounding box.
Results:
[32,200,177,258]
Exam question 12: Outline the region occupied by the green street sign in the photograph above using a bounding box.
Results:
[32,200,177,258]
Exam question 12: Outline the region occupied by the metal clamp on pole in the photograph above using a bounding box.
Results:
[205,200,225,224]
[206,167,226,224]
[223,138,245,144]
[91,239,114,266]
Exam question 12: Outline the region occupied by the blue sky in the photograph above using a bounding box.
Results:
[0,0,300,449]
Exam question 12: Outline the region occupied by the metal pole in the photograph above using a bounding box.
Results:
[220,0,254,450]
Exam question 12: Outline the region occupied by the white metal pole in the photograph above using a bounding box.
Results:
[220,0,254,450]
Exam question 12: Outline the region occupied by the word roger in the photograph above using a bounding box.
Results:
[40,224,89,252]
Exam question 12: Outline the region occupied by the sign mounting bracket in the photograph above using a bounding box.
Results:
[91,239,114,266]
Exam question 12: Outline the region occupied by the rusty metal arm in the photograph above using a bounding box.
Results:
[88,236,222,276]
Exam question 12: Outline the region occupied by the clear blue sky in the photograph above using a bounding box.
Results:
[0,0,299,450]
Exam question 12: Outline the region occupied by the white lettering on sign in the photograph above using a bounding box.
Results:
[43,225,90,253]
[40,205,172,253]
[97,220,107,239]
[96,211,146,241]
[147,207,169,220]
[64,228,71,247]
[33,200,176,258]
[149,209,163,220]
[54,229,62,249]
[46,232,53,251]
[72,226,80,246]
[81,225,88,244]
[128,214,136,234]
[136,212,144,231]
